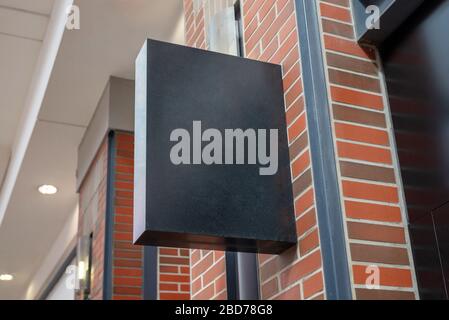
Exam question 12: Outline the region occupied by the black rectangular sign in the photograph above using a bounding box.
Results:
[134,39,296,254]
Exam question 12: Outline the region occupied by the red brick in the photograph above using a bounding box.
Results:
[215,291,227,300]
[320,2,352,22]
[299,229,319,256]
[160,265,179,273]
[115,181,133,190]
[160,274,190,283]
[114,259,141,268]
[159,283,178,291]
[203,260,226,284]
[243,0,259,27]
[115,198,133,207]
[113,232,132,241]
[262,277,279,299]
[160,248,179,256]
[279,10,297,43]
[335,123,390,146]
[114,286,141,295]
[114,250,141,259]
[353,265,413,288]
[345,200,402,223]
[347,221,406,244]
[288,112,306,142]
[114,223,132,233]
[280,250,321,288]
[281,43,299,73]
[337,141,392,164]
[180,284,190,292]
[297,207,316,235]
[303,272,324,299]
[246,7,276,53]
[262,0,295,48]
[283,62,301,92]
[191,249,201,265]
[243,0,257,14]
[285,80,303,110]
[259,0,276,21]
[114,277,142,287]
[115,190,133,199]
[286,96,304,125]
[244,13,259,40]
[276,284,301,300]
[215,273,227,294]
[292,150,309,179]
[192,277,202,294]
[114,268,142,277]
[193,283,215,300]
[192,253,214,279]
[116,165,133,174]
[324,34,376,60]
[214,250,225,262]
[294,188,314,216]
[116,133,134,144]
[115,206,133,215]
[331,86,383,111]
[342,180,399,203]
[180,249,190,257]
[260,36,279,62]
[116,157,134,166]
[160,256,190,266]
[270,29,298,65]
[160,293,190,300]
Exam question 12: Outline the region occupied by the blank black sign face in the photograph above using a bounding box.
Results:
[134,39,296,254]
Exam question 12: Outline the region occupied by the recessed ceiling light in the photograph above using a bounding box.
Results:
[38,185,58,195]
[0,274,13,281]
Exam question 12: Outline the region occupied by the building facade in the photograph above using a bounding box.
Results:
[2,0,448,301]
[71,0,449,300]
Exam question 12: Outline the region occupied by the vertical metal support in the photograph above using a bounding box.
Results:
[103,130,116,300]
[225,252,260,300]
[224,0,260,301]
[294,0,352,299]
[143,246,158,300]
[237,252,260,300]
[225,251,238,300]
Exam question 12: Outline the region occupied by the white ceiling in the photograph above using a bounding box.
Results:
[0,120,83,299]
[0,0,184,299]
[0,0,54,188]
[40,0,184,127]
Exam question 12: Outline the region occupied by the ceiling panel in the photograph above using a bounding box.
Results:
[0,120,84,299]
[0,146,9,184]
[39,0,184,126]
[0,6,49,41]
[0,34,42,147]
[0,0,54,15]
[0,0,52,209]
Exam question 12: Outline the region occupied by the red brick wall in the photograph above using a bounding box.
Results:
[77,133,142,300]
[191,250,227,300]
[183,0,325,300]
[77,138,108,300]
[78,131,190,300]
[158,247,191,300]
[182,0,419,300]
[112,132,143,300]
[114,132,191,300]
[316,0,418,299]
[185,0,206,49]
[242,0,325,300]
